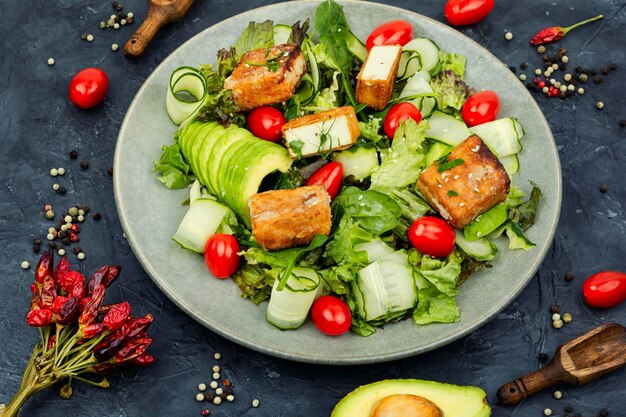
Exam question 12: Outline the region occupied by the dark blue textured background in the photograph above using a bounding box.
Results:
[1,1,625,416]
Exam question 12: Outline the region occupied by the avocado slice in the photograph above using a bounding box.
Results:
[188,123,220,183]
[207,126,254,197]
[179,121,205,164]
[193,125,226,195]
[331,379,491,417]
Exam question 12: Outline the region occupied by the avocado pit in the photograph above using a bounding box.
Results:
[370,394,443,417]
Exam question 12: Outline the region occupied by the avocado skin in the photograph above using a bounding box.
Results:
[331,379,491,417]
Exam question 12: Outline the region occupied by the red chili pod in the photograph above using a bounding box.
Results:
[35,251,54,283]
[26,309,53,327]
[47,334,57,350]
[87,266,109,295]
[53,255,70,282]
[52,296,69,314]
[57,297,80,325]
[30,283,41,310]
[70,224,80,233]
[57,270,85,292]
[40,276,57,309]
[103,302,131,331]
[121,314,154,340]
[102,265,122,288]
[115,337,153,363]
[130,353,155,367]
[81,322,105,339]
[69,281,85,299]
[78,285,105,327]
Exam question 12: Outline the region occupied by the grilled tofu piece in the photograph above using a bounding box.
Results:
[416,135,510,229]
[281,106,361,159]
[356,45,403,110]
[223,44,307,110]
[249,185,331,251]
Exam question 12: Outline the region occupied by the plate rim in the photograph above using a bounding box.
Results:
[113,0,562,364]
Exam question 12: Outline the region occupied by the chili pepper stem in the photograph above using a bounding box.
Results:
[1,370,56,417]
[562,14,604,35]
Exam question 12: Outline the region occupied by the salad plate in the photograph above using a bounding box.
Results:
[114,0,561,364]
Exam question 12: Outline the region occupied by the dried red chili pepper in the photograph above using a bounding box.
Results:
[93,314,153,361]
[103,302,131,331]
[87,266,109,295]
[57,297,80,325]
[78,285,105,327]
[530,14,603,45]
[30,284,41,310]
[130,353,155,367]
[53,255,70,282]
[58,270,85,293]
[115,337,153,363]
[35,251,53,283]
[121,314,154,340]
[47,335,57,350]
[69,281,85,299]
[102,265,121,288]
[81,323,105,339]
[40,276,57,309]
[26,309,53,327]
[52,296,68,314]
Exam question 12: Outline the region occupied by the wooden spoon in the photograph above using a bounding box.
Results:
[498,323,626,406]
[124,0,195,59]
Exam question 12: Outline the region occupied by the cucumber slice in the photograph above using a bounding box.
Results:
[166,67,207,125]
[419,97,437,118]
[424,142,453,167]
[455,231,498,261]
[189,180,202,205]
[399,71,434,100]
[354,239,395,263]
[344,29,367,62]
[464,204,508,241]
[425,111,471,146]
[397,38,440,80]
[469,118,523,158]
[172,198,228,253]
[505,222,536,250]
[273,24,292,45]
[266,267,320,330]
[355,250,416,321]
[500,154,519,175]
[332,144,379,180]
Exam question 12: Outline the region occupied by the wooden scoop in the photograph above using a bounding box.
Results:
[498,323,626,406]
[124,0,195,59]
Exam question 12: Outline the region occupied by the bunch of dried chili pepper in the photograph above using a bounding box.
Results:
[0,252,155,417]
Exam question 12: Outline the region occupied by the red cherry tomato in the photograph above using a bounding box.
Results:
[311,296,352,336]
[462,90,501,127]
[408,216,456,258]
[68,68,109,109]
[444,0,495,26]
[204,234,241,279]
[247,106,285,142]
[383,102,422,139]
[366,20,414,51]
[306,161,344,200]
[583,271,626,308]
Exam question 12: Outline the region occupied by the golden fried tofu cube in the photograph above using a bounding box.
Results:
[281,106,361,159]
[249,185,331,251]
[356,45,402,110]
[416,135,510,229]
[223,43,307,110]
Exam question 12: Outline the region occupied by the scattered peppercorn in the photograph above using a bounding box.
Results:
[112,1,123,11]
[111,43,119,52]
[620,120,626,128]
[553,319,564,329]
[73,246,82,255]
[599,184,608,193]
[596,101,604,110]
[544,408,553,416]
[21,261,30,270]
[107,167,114,176]
[537,46,547,54]
[609,62,617,70]
[252,399,260,408]
[77,252,86,260]
[565,406,573,413]
[539,352,549,362]
[550,305,560,314]
[601,67,609,75]
[195,393,205,402]
[509,66,517,73]
[47,58,55,66]
[45,210,55,220]
[222,378,231,387]
[579,74,588,83]
[577,87,585,95]
[80,160,89,170]
[553,390,562,399]
[542,55,550,62]
[215,388,223,395]
[551,313,561,321]
[70,150,78,159]
[213,396,222,405]
[226,394,234,402]
[212,372,220,380]
[92,212,101,221]
[599,408,609,417]
[520,62,528,69]
[57,186,67,195]
[593,75,602,84]
[81,33,88,40]
[519,74,527,81]
[505,32,513,41]
[202,410,210,416]
[562,313,572,323]
[58,248,66,256]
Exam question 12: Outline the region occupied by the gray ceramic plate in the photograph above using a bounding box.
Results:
[114,0,561,364]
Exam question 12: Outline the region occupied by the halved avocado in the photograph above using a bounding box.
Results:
[331,379,491,417]
[206,126,254,197]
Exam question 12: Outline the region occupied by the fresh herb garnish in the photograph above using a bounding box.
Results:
[436,152,451,165]
[290,140,305,159]
[447,190,458,197]
[316,118,337,159]
[438,158,465,173]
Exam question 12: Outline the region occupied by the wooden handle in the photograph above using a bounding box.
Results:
[124,7,169,59]
[497,359,566,406]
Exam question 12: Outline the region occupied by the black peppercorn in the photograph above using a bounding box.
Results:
[559,92,566,99]
[62,236,71,245]
[558,47,567,57]
[205,393,215,402]
[58,231,66,238]
[80,160,89,170]
[69,150,78,159]
[520,62,528,70]
[609,62,617,70]
[33,245,41,253]
[81,33,89,40]
[73,246,82,255]
[538,352,549,362]
[509,66,517,73]
[601,67,609,75]
[107,167,113,176]
[33,238,41,245]
[542,55,550,62]
[81,205,90,214]
[564,406,573,413]
[599,184,608,193]
[112,1,123,11]
[565,272,574,282]
[620,120,626,128]
[57,186,67,195]
[92,212,102,220]
[593,75,602,84]
[599,408,609,417]
[551,305,560,314]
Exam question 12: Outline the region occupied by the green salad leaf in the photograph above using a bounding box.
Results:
[232,264,277,304]
[196,64,245,127]
[358,117,386,147]
[509,181,542,230]
[314,0,353,77]
[439,52,467,77]
[430,70,473,113]
[324,216,374,266]
[153,143,191,189]
[334,187,402,235]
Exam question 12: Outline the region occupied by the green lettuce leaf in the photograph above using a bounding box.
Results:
[333,187,402,235]
[319,265,354,296]
[370,119,428,190]
[419,253,462,297]
[314,1,353,77]
[509,181,542,230]
[231,264,277,304]
[412,284,460,324]
[302,71,341,112]
[153,143,191,189]
[439,52,467,77]
[324,216,373,266]
[504,185,527,208]
[196,64,245,126]
[430,70,473,113]
[358,117,387,148]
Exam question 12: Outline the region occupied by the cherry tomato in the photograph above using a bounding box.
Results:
[408,216,456,258]
[366,20,414,51]
[246,106,285,142]
[306,161,343,200]
[583,271,626,308]
[383,102,422,139]
[462,90,501,127]
[444,0,495,26]
[311,296,352,336]
[204,234,241,279]
[68,68,109,109]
